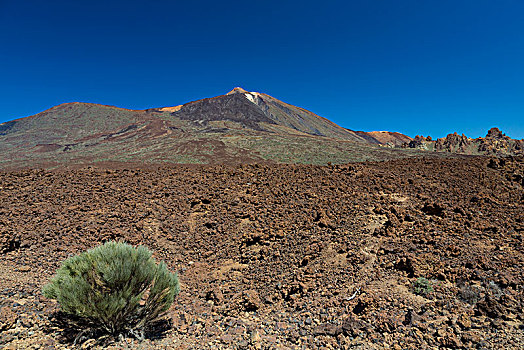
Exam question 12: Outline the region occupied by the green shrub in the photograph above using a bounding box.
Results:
[43,241,180,341]
[413,277,433,296]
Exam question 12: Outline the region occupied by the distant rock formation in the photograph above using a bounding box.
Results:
[402,128,523,156]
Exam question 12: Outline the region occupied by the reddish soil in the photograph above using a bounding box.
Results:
[0,157,523,349]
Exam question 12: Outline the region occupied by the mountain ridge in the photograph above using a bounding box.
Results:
[0,88,521,170]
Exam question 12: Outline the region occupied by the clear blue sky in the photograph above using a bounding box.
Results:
[1,0,523,139]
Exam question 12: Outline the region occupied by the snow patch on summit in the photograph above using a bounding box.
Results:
[243,92,261,105]
[244,93,256,104]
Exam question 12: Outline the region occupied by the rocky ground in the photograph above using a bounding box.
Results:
[0,156,523,349]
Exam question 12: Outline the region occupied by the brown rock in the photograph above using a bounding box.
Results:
[18,266,31,272]
[341,316,369,337]
[313,323,341,336]
[457,314,472,329]
[241,290,261,311]
[0,306,17,331]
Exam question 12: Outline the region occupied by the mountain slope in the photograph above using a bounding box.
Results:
[355,130,413,147]
[0,88,430,169]
[153,87,371,142]
[6,87,520,170]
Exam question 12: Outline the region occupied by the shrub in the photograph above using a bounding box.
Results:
[486,281,503,298]
[458,283,481,305]
[413,277,433,296]
[43,241,180,341]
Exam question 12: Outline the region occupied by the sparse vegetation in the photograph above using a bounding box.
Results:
[457,281,504,306]
[413,277,433,296]
[458,283,482,305]
[486,281,504,298]
[42,241,180,343]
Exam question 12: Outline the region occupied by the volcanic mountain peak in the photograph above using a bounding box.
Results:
[152,88,369,142]
[226,87,261,103]
[226,87,249,95]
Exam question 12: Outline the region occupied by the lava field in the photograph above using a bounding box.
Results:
[1,156,523,349]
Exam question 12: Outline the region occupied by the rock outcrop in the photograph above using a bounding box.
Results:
[403,128,523,156]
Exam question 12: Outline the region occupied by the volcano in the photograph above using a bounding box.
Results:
[0,88,520,170]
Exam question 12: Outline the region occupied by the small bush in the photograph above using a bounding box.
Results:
[486,281,503,298]
[413,277,433,296]
[43,241,180,342]
[458,284,481,305]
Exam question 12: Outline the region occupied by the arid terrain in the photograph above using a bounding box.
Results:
[1,156,522,349]
[1,88,522,171]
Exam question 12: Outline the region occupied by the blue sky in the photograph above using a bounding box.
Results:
[1,0,523,139]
